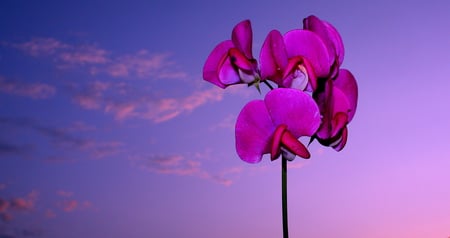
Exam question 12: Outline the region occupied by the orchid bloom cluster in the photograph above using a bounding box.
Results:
[203,15,358,163]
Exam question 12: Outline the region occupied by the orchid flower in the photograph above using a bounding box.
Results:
[303,15,345,78]
[235,88,321,163]
[313,69,358,151]
[203,20,259,89]
[203,15,358,238]
[259,27,333,91]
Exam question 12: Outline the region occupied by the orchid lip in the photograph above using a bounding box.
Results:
[238,69,256,83]
[289,64,309,90]
[271,124,311,161]
[329,134,343,147]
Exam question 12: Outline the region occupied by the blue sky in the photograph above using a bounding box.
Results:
[1,0,450,237]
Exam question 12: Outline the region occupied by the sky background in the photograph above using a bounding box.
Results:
[1,0,450,237]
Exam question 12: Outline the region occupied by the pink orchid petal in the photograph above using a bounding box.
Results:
[229,48,254,71]
[259,30,288,84]
[284,29,332,78]
[316,79,350,141]
[231,20,253,59]
[332,126,348,151]
[265,88,321,138]
[271,124,287,161]
[282,56,317,90]
[334,69,358,121]
[331,112,348,138]
[235,100,274,163]
[218,56,240,85]
[303,15,345,67]
[281,130,310,159]
[203,40,234,88]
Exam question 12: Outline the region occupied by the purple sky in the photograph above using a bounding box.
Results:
[1,0,450,237]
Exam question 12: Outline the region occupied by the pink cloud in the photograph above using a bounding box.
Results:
[72,94,102,110]
[0,198,9,212]
[209,114,236,131]
[70,82,224,123]
[130,154,237,186]
[65,121,97,132]
[0,76,56,99]
[11,38,186,80]
[90,80,110,91]
[104,51,186,79]
[57,199,93,212]
[1,116,123,160]
[1,212,12,223]
[148,155,202,176]
[58,45,109,65]
[104,102,137,121]
[70,80,111,110]
[0,190,39,223]
[58,199,78,212]
[10,190,38,211]
[12,37,69,56]
[56,190,73,198]
[44,209,56,219]
[85,141,123,159]
[142,87,224,123]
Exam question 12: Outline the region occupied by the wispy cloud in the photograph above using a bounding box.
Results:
[0,117,123,160]
[69,80,224,123]
[111,87,224,123]
[209,114,236,131]
[58,45,109,65]
[0,76,56,99]
[44,209,56,219]
[0,212,12,223]
[56,190,73,198]
[10,38,185,80]
[130,154,238,186]
[101,50,187,79]
[0,141,32,157]
[0,190,38,224]
[56,199,92,213]
[10,190,38,211]
[6,37,232,124]
[0,199,8,213]
[57,200,78,212]
[12,37,69,56]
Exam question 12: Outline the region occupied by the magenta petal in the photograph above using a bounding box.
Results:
[203,40,234,88]
[332,127,348,151]
[271,124,287,161]
[334,69,358,121]
[281,130,310,159]
[284,29,332,77]
[259,30,288,83]
[331,112,348,138]
[303,15,345,67]
[316,79,351,140]
[265,88,321,138]
[235,100,274,163]
[282,56,317,90]
[322,20,345,66]
[228,48,254,71]
[218,56,240,85]
[231,20,253,59]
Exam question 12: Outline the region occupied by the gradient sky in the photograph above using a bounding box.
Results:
[1,0,450,237]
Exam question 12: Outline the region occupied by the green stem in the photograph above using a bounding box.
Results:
[282,155,289,238]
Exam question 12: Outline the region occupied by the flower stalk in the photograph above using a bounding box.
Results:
[282,154,289,238]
